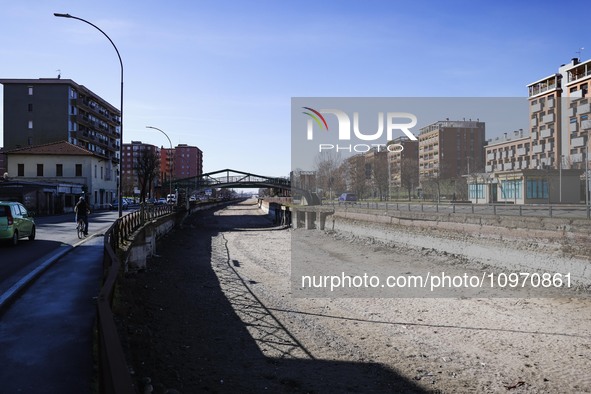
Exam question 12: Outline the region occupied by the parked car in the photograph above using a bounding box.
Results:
[156,198,167,205]
[338,193,358,204]
[0,201,36,245]
[189,195,197,202]
[166,194,177,204]
[109,198,129,210]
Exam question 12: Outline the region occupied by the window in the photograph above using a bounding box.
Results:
[94,165,97,178]
[526,178,548,199]
[56,164,63,177]
[500,180,522,199]
[28,86,33,95]
[17,164,24,176]
[28,103,33,112]
[37,164,43,176]
[28,137,33,146]
[468,184,485,200]
[28,120,33,129]
[75,164,82,177]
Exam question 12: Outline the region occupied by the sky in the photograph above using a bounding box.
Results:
[0,0,587,178]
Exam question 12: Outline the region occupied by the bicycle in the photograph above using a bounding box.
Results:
[76,216,86,239]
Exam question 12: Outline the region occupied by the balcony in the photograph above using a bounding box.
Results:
[571,153,583,163]
[487,152,495,160]
[531,131,538,140]
[571,137,585,148]
[568,107,576,117]
[570,89,585,99]
[547,99,554,109]
[485,165,493,173]
[540,129,552,139]
[542,113,555,124]
[530,159,538,168]
[582,119,591,130]
[520,161,529,169]
[531,117,538,126]
[503,163,514,171]
[516,147,528,156]
[532,144,544,154]
[570,123,578,132]
[531,103,542,113]
[578,103,590,114]
[545,143,554,152]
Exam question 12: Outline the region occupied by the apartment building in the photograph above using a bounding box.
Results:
[0,78,121,166]
[121,141,161,196]
[564,58,591,169]
[526,57,591,169]
[418,120,486,181]
[484,129,530,172]
[469,58,589,204]
[173,143,203,179]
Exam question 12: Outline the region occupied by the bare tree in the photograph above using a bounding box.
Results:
[372,150,389,200]
[135,149,160,202]
[314,151,343,200]
[400,157,419,201]
[344,155,367,199]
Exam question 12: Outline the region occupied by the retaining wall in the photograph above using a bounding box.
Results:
[323,208,591,285]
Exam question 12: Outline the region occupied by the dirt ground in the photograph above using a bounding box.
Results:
[116,199,591,393]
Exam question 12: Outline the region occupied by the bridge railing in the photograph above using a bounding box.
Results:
[98,203,176,393]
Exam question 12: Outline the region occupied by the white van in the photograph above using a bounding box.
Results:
[166,194,176,203]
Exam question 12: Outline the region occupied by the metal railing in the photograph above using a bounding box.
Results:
[97,203,175,393]
[328,200,591,219]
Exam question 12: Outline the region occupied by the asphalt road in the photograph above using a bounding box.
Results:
[0,210,120,296]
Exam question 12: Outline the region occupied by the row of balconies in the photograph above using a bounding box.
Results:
[79,96,121,125]
[567,102,590,117]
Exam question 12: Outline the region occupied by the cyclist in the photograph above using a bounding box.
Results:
[74,196,90,236]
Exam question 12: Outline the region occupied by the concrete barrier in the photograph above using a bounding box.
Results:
[327,209,591,285]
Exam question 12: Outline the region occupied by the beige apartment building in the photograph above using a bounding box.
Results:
[473,58,589,204]
[418,120,486,200]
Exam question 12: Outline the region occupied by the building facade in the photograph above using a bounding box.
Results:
[122,141,161,197]
[0,78,121,163]
[418,120,486,181]
[2,141,115,213]
[172,144,203,179]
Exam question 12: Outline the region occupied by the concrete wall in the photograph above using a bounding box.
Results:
[325,209,591,285]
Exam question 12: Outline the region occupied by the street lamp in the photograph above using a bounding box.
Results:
[146,126,173,199]
[54,12,124,217]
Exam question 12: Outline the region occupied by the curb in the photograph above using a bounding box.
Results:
[0,233,100,313]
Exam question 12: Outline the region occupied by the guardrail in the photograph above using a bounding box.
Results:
[327,201,591,219]
[97,203,175,394]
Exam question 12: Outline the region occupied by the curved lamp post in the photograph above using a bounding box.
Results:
[54,12,124,217]
[146,126,173,199]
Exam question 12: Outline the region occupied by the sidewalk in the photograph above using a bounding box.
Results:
[0,236,103,393]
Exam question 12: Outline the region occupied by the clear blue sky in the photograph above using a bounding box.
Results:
[0,0,587,177]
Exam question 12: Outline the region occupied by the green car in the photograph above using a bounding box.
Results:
[0,201,36,245]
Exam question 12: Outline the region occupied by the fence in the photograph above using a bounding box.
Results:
[97,203,175,394]
[330,201,591,219]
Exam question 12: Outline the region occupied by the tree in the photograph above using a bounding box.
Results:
[314,151,343,200]
[400,157,419,201]
[135,149,159,202]
[372,151,389,200]
[345,155,367,199]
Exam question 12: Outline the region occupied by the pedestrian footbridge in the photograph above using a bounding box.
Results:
[172,169,290,191]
